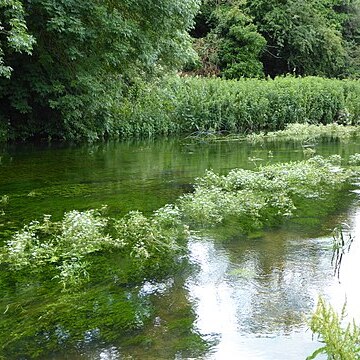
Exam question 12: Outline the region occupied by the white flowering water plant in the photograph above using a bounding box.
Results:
[1,205,187,288]
[178,156,354,231]
[114,205,186,273]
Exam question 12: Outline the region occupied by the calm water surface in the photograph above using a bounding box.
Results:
[1,137,360,359]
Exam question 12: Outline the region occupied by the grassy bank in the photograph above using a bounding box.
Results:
[113,76,360,139]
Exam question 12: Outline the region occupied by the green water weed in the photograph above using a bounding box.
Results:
[1,205,187,288]
[308,298,360,360]
[349,153,360,166]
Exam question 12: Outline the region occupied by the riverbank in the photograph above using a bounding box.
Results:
[2,76,360,142]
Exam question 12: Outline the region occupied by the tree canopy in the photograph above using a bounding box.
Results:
[0,0,200,140]
[189,0,360,79]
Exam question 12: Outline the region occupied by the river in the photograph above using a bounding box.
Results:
[0,136,360,359]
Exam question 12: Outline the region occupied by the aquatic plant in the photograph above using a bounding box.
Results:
[0,194,8,216]
[1,155,357,288]
[190,123,360,144]
[0,194,9,205]
[2,209,111,287]
[349,153,360,166]
[113,206,187,276]
[250,123,360,143]
[1,282,153,359]
[308,298,360,360]
[178,156,353,231]
[331,223,354,279]
[1,205,186,288]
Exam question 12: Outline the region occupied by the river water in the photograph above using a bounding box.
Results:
[1,137,360,359]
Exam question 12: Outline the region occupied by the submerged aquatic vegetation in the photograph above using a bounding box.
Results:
[1,148,360,358]
[178,156,354,231]
[0,282,153,359]
[308,298,360,360]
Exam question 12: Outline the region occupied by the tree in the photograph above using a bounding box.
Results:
[191,0,360,79]
[337,0,360,78]
[0,0,35,78]
[0,0,200,141]
[188,0,266,78]
[214,3,266,78]
[246,0,354,77]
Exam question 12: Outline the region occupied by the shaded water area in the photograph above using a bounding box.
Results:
[1,136,360,359]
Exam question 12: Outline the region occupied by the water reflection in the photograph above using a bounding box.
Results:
[186,230,347,359]
[327,206,360,321]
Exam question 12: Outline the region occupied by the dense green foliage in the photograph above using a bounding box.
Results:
[0,0,35,78]
[188,0,266,78]
[190,0,360,78]
[0,0,199,141]
[308,298,360,359]
[114,76,360,138]
[1,0,360,141]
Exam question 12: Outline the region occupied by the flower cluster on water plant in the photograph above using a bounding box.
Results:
[349,153,360,166]
[2,209,110,287]
[114,207,185,263]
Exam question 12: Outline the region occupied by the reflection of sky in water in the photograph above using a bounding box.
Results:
[327,206,360,320]
[186,205,360,360]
